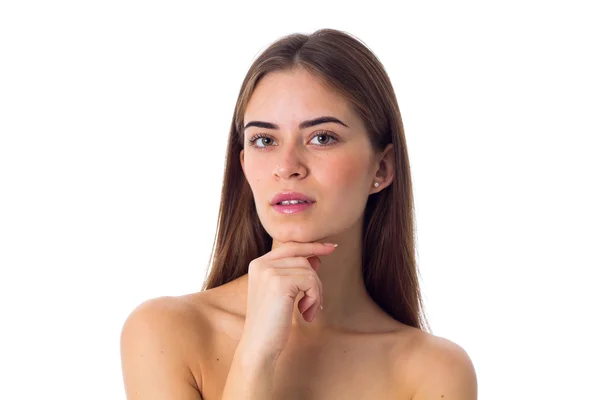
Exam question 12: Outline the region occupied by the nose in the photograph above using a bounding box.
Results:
[273,143,308,180]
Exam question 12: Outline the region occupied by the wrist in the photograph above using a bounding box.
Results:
[235,337,279,372]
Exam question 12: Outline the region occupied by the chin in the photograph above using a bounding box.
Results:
[266,225,323,244]
[271,231,315,244]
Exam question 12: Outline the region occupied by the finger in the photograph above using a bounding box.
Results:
[275,267,323,305]
[269,256,313,270]
[305,256,322,308]
[307,255,321,272]
[292,274,320,311]
[270,267,319,276]
[297,293,311,314]
[263,242,336,262]
[302,299,321,322]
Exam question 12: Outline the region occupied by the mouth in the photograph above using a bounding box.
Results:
[272,200,315,214]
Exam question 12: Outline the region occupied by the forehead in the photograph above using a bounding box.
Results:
[243,68,357,127]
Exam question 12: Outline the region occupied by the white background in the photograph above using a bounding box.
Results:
[1,1,598,399]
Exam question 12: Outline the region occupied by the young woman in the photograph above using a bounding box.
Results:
[121,28,477,399]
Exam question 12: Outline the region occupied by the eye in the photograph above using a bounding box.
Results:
[309,132,337,146]
[247,130,339,149]
[247,134,274,148]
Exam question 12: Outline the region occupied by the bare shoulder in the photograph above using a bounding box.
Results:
[119,281,245,399]
[403,329,478,399]
[120,294,210,399]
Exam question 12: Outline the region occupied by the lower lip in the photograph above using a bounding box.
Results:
[273,202,315,214]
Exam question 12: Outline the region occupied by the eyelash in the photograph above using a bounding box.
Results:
[247,130,339,149]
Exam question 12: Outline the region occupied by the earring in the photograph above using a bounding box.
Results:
[374,182,379,188]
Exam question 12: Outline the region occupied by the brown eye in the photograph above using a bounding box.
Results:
[248,134,275,148]
[309,132,338,146]
[249,131,338,150]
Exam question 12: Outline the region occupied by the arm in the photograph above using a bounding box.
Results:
[411,337,478,400]
[220,336,278,400]
[120,297,202,400]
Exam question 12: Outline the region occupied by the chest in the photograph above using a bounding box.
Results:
[194,330,412,400]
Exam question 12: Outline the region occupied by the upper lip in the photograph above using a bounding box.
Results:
[271,192,316,205]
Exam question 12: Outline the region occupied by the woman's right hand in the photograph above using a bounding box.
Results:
[239,241,338,363]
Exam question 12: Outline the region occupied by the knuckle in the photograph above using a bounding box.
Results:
[248,259,259,270]
[248,260,262,277]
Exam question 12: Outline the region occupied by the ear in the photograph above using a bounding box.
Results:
[240,149,245,175]
[371,143,395,193]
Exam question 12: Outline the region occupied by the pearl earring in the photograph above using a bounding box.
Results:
[374,182,379,188]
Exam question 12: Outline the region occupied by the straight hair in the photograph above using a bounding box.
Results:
[201,28,430,333]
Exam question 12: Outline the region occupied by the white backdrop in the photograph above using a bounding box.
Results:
[1,1,598,399]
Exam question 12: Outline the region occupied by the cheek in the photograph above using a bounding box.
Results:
[243,158,269,197]
[319,155,367,189]
[244,158,263,182]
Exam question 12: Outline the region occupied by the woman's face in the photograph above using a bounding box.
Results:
[240,68,385,243]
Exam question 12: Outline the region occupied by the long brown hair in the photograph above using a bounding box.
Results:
[201,28,430,333]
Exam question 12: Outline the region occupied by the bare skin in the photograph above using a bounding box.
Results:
[120,67,477,398]
[124,279,419,399]
[121,274,476,399]
[188,273,424,399]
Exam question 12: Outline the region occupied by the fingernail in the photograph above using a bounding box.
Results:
[320,304,323,310]
[324,243,338,247]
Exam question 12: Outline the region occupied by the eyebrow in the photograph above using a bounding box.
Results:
[243,116,349,131]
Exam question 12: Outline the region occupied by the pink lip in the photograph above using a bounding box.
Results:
[270,191,316,205]
[273,201,315,214]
